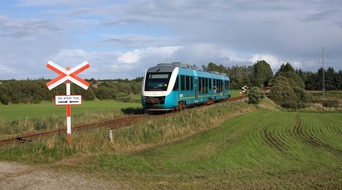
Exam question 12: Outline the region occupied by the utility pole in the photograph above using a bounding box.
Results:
[322,47,325,98]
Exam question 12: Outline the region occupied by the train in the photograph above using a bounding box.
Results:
[141,62,231,112]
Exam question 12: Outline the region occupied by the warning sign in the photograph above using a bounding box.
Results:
[55,95,82,105]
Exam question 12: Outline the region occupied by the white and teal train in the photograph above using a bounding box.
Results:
[141,62,231,112]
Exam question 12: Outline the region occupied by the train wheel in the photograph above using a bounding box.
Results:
[206,98,214,105]
[174,101,185,111]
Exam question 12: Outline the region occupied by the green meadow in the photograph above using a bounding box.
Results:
[0,100,142,120]
[79,110,341,189]
[1,98,341,189]
[0,100,142,138]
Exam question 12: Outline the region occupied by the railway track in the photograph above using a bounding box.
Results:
[0,114,150,147]
[0,95,247,147]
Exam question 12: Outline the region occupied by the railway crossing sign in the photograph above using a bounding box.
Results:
[46,61,90,144]
[46,61,90,90]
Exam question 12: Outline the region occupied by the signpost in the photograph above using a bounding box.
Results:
[46,61,90,144]
[55,95,82,105]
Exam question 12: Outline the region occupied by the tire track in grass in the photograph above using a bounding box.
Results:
[260,113,290,153]
[329,122,342,136]
[276,114,293,151]
[292,114,342,157]
[325,116,342,136]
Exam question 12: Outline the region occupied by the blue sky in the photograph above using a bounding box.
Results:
[0,0,341,80]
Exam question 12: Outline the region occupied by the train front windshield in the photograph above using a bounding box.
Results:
[145,73,171,91]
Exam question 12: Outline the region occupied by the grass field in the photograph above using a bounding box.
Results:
[0,90,240,121]
[0,100,142,121]
[1,97,341,189]
[77,110,341,189]
[0,91,243,138]
[0,100,142,138]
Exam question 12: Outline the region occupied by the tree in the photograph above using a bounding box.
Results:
[225,65,252,89]
[269,63,311,109]
[325,67,337,90]
[278,62,294,73]
[207,62,220,72]
[251,60,273,87]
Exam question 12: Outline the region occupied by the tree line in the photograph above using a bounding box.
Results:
[204,60,273,89]
[1,61,340,108]
[205,61,341,109]
[0,78,142,105]
[296,67,342,91]
[205,62,342,91]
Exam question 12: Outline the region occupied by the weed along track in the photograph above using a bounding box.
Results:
[0,95,248,148]
[0,114,149,147]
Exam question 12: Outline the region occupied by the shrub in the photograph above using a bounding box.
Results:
[248,86,265,104]
[321,100,339,108]
[0,94,9,105]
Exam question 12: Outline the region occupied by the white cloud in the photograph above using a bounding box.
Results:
[0,64,16,74]
[250,54,302,71]
[116,50,142,64]
[115,46,182,64]
[1,0,342,80]
[250,54,283,70]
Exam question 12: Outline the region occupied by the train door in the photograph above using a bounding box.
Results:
[195,78,198,101]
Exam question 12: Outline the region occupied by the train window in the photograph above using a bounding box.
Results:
[189,76,193,90]
[199,77,208,94]
[173,76,179,91]
[225,81,230,90]
[145,72,171,91]
[220,80,223,92]
[203,78,208,93]
[199,77,202,94]
[181,75,185,90]
[209,78,212,91]
[186,76,190,91]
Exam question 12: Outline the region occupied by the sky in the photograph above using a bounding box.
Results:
[0,0,341,80]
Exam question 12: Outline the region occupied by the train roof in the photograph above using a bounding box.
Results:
[148,62,227,77]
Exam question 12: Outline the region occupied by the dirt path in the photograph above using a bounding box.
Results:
[0,161,124,190]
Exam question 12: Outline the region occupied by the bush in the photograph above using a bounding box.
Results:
[248,86,265,104]
[0,94,9,105]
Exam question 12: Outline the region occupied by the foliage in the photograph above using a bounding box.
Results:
[208,61,342,91]
[207,62,253,89]
[248,86,265,104]
[0,79,141,105]
[278,62,295,73]
[0,94,9,105]
[297,67,342,90]
[251,60,273,87]
[2,60,342,105]
[270,63,312,109]
[207,61,272,89]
